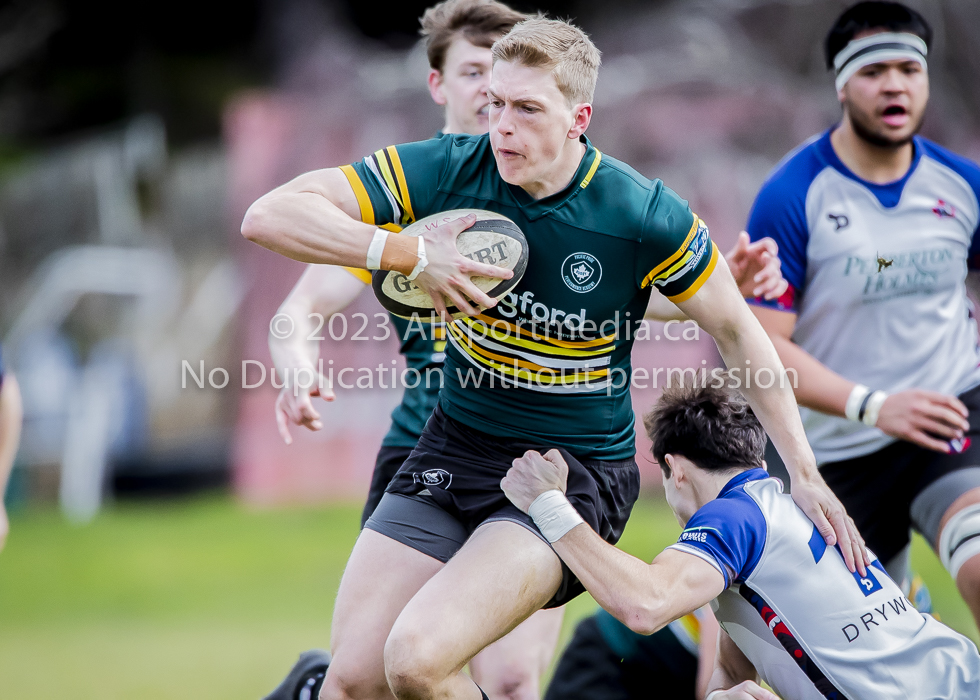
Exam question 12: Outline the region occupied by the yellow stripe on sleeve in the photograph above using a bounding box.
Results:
[373,150,402,212]
[666,243,719,303]
[343,267,373,284]
[641,214,700,289]
[339,165,375,225]
[386,146,415,223]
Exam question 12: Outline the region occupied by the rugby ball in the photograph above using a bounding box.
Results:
[372,209,528,320]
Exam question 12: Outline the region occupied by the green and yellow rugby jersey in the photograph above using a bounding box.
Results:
[343,133,717,460]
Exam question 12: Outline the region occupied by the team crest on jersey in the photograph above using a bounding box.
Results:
[562,252,602,293]
[413,469,452,488]
[933,199,956,219]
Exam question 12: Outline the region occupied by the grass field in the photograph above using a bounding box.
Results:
[0,494,977,699]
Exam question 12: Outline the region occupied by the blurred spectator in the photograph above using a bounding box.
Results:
[0,344,24,550]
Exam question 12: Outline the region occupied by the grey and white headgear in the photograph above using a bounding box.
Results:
[833,31,928,92]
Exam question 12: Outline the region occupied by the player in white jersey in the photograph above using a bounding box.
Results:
[502,385,980,700]
[746,0,980,630]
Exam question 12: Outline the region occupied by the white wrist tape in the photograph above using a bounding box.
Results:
[845,384,871,422]
[406,235,429,281]
[528,490,584,543]
[862,390,889,427]
[366,228,389,270]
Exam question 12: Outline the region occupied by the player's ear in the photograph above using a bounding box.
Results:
[664,454,680,482]
[428,69,447,106]
[567,103,591,139]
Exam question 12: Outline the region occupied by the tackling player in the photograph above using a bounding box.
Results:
[0,344,23,552]
[243,17,861,700]
[746,0,980,631]
[502,385,980,699]
[543,560,934,700]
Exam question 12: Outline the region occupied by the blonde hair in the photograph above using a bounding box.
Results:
[420,0,529,72]
[491,18,601,104]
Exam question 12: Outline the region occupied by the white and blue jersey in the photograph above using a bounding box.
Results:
[747,129,980,464]
[669,469,980,699]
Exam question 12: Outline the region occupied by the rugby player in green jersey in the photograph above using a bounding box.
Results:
[243,17,864,700]
[265,4,786,699]
[264,4,567,700]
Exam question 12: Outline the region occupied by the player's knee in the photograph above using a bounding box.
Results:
[383,630,446,699]
[319,662,388,700]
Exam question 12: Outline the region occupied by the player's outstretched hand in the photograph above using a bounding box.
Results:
[274,374,334,445]
[501,449,569,512]
[875,389,970,453]
[413,214,513,319]
[708,681,781,699]
[725,232,788,300]
[791,474,869,576]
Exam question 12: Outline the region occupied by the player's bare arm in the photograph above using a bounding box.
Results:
[242,168,513,318]
[0,373,23,552]
[269,265,369,444]
[675,258,868,573]
[645,234,788,322]
[500,449,724,634]
[751,304,969,454]
[705,631,779,700]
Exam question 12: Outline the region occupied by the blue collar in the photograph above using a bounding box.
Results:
[718,467,770,498]
[817,127,922,208]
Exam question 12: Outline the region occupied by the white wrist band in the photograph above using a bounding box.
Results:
[406,235,429,281]
[366,228,389,270]
[845,384,870,422]
[528,490,584,543]
[862,390,889,427]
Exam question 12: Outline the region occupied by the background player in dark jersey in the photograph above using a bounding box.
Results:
[243,17,862,700]
[747,1,980,634]
[0,344,23,553]
[544,606,719,700]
